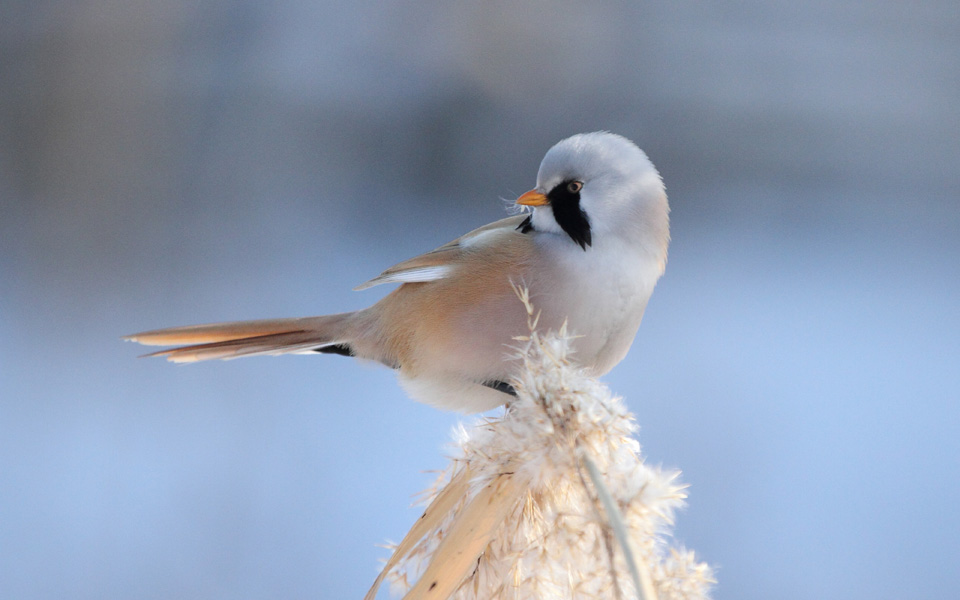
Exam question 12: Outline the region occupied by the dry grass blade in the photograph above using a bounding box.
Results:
[582,453,658,600]
[364,466,474,600]
[402,471,528,600]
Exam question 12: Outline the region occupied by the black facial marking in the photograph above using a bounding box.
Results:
[313,343,355,357]
[547,179,591,250]
[483,380,518,396]
[517,215,534,234]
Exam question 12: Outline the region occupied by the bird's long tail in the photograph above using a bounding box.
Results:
[124,313,357,363]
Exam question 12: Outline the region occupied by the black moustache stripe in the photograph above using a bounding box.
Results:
[547,181,591,250]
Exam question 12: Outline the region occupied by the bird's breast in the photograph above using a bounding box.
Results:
[527,236,662,374]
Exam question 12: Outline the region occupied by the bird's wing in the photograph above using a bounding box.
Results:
[353,214,528,290]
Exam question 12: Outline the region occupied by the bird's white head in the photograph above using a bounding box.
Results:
[517,132,669,257]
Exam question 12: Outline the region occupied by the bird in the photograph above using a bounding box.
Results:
[125,132,670,413]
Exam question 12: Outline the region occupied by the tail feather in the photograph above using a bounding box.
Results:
[125,313,356,363]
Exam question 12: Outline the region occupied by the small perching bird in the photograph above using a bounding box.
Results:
[125,132,670,412]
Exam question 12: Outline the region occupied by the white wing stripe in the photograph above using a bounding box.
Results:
[353,265,452,291]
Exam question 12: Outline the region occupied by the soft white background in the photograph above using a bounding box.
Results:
[2,2,958,598]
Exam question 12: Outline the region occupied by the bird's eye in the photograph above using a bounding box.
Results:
[566,181,583,194]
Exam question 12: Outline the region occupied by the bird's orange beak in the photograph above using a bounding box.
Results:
[516,189,549,207]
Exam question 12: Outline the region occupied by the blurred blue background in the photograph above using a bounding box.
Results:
[2,2,958,598]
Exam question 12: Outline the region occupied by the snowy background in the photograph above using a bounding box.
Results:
[2,2,959,598]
